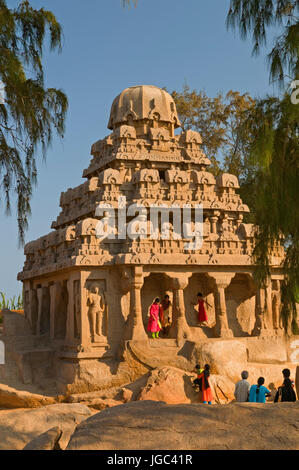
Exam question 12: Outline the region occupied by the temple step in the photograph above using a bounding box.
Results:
[148,338,178,348]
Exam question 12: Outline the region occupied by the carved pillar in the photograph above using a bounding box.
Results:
[49,282,59,340]
[66,278,75,345]
[210,273,234,339]
[272,280,283,332]
[129,266,147,341]
[168,275,193,343]
[252,287,268,336]
[36,286,50,335]
[265,278,273,330]
[29,288,38,334]
[36,287,43,336]
[80,271,90,349]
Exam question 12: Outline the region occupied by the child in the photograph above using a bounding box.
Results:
[192,363,204,391]
[192,292,212,325]
[147,298,162,339]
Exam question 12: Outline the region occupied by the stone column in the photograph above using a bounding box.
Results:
[80,271,91,349]
[129,266,147,341]
[272,280,283,333]
[66,278,75,345]
[252,287,268,336]
[49,282,59,340]
[265,278,273,330]
[210,273,234,339]
[168,275,193,343]
[29,288,38,334]
[36,287,43,336]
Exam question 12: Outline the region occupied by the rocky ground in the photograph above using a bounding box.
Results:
[0,365,298,450]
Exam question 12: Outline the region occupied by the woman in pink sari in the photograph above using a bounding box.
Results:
[147,298,162,338]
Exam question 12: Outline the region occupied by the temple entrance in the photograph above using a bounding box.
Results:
[184,273,216,327]
[141,273,172,337]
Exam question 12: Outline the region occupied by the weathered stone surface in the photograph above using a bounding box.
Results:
[66,400,299,450]
[120,387,133,403]
[0,403,92,450]
[138,367,198,404]
[67,392,123,410]
[23,426,62,450]
[245,337,287,364]
[210,375,236,404]
[191,339,247,382]
[0,383,57,409]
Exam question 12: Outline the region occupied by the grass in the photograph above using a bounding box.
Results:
[0,292,23,311]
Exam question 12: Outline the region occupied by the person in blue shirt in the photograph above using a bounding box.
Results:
[249,377,271,403]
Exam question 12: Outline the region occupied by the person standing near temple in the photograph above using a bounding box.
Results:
[274,368,297,402]
[234,371,250,402]
[192,292,212,326]
[197,364,213,404]
[249,377,271,403]
[147,297,162,339]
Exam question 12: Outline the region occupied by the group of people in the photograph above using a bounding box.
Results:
[147,295,171,338]
[147,292,210,338]
[234,368,297,403]
[192,365,297,404]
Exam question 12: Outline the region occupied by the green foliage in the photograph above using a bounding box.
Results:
[227,0,299,326]
[245,94,299,326]
[0,291,23,310]
[170,85,257,221]
[0,0,68,245]
[227,0,299,86]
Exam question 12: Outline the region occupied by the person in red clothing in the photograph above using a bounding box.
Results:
[197,364,213,404]
[192,292,211,326]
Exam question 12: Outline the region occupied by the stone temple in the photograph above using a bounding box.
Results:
[1,85,298,394]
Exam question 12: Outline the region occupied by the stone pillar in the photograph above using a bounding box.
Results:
[36,287,43,336]
[272,280,283,333]
[49,282,59,340]
[28,288,38,334]
[80,271,91,349]
[168,275,193,343]
[252,287,268,336]
[129,266,147,341]
[265,278,273,330]
[210,274,234,339]
[66,278,75,345]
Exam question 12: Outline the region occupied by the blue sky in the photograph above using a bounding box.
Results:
[0,0,278,299]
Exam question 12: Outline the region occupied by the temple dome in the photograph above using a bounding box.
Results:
[108,85,181,130]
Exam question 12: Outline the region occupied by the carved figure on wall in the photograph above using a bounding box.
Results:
[87,286,106,342]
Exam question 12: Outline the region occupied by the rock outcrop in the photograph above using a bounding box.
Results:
[23,426,62,450]
[66,400,299,450]
[0,403,92,450]
[0,383,57,409]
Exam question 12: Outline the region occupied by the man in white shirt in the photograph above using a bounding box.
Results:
[234,370,250,402]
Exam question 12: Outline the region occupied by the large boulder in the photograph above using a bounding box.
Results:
[191,339,247,382]
[137,367,236,405]
[138,367,198,404]
[66,400,299,450]
[0,403,92,450]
